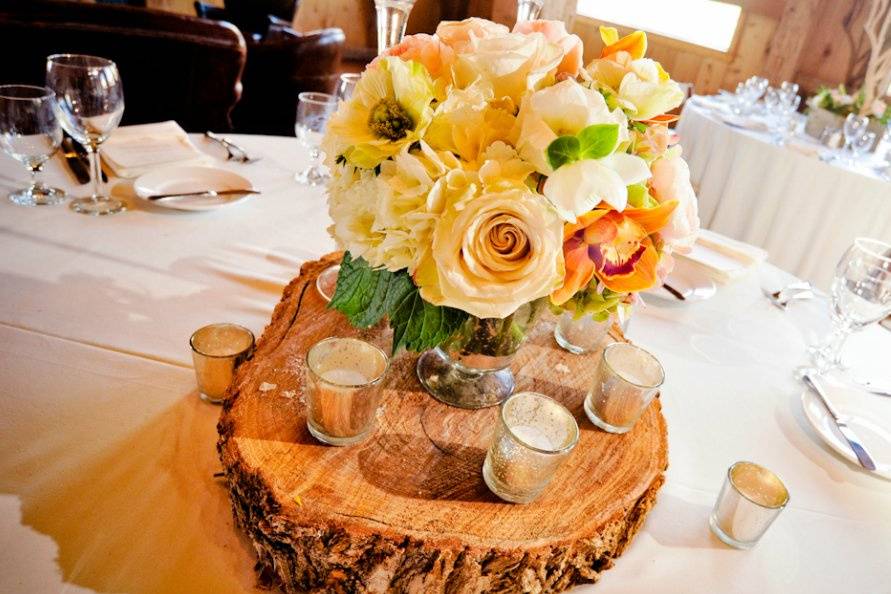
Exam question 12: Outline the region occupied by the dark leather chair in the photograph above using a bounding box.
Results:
[231,24,345,135]
[0,0,246,132]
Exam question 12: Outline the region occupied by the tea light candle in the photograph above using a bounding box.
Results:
[482,392,579,504]
[190,323,255,404]
[710,461,789,549]
[585,342,664,434]
[305,337,389,446]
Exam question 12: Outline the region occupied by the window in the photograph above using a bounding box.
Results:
[576,0,743,53]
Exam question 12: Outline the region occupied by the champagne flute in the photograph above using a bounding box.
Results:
[374,0,417,55]
[336,73,361,101]
[0,85,66,206]
[294,91,337,186]
[46,54,125,216]
[516,0,544,23]
[808,238,891,373]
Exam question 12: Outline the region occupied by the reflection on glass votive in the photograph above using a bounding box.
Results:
[554,312,613,355]
[315,264,340,303]
[305,337,389,446]
[710,461,789,549]
[190,323,255,404]
[585,342,664,434]
[482,391,579,503]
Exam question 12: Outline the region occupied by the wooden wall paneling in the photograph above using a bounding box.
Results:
[721,12,777,89]
[672,53,705,86]
[695,58,730,95]
[796,0,870,92]
[762,0,822,84]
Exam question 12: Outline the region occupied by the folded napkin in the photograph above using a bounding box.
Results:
[677,229,767,283]
[720,113,768,132]
[102,121,212,178]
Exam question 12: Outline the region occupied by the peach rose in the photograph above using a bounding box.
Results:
[376,33,455,81]
[435,17,509,53]
[513,19,583,77]
[650,150,699,253]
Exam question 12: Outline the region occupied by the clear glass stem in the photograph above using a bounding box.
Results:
[87,145,102,201]
[375,1,412,55]
[811,322,852,373]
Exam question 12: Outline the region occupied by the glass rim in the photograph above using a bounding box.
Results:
[853,237,891,263]
[339,73,361,81]
[0,84,54,101]
[602,342,665,389]
[46,53,116,70]
[305,336,389,388]
[500,391,580,455]
[298,91,337,106]
[727,460,790,510]
[189,323,255,358]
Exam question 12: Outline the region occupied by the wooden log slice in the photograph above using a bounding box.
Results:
[218,254,668,594]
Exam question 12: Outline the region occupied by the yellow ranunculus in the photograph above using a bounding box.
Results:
[323,57,435,169]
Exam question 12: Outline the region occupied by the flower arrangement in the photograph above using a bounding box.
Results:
[808,85,890,125]
[323,18,699,354]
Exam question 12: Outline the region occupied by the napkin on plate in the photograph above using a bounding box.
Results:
[677,229,767,283]
[102,121,212,178]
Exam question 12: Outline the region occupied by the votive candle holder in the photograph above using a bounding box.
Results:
[585,342,664,433]
[482,391,579,503]
[710,461,789,549]
[305,337,389,446]
[190,323,255,404]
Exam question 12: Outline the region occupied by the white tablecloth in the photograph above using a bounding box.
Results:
[677,101,891,291]
[1,135,889,594]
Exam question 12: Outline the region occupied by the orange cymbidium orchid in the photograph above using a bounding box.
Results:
[551,200,678,305]
[599,26,648,61]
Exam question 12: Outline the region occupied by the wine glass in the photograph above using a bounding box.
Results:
[0,85,66,207]
[46,54,125,216]
[852,131,877,162]
[294,92,337,186]
[808,238,891,373]
[374,0,417,55]
[516,0,544,22]
[780,81,799,99]
[840,113,869,163]
[336,73,361,101]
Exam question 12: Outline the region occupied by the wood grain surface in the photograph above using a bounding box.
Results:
[218,254,668,593]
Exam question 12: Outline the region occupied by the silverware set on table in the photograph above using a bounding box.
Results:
[204,131,261,164]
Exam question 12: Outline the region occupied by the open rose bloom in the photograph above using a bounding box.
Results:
[323,19,699,343]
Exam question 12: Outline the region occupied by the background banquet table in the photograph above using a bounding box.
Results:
[0,134,889,594]
[677,101,891,291]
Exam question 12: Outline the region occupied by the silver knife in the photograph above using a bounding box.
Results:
[147,189,259,201]
[802,372,877,471]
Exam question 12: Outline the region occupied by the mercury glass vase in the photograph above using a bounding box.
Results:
[416,300,544,409]
[374,0,416,55]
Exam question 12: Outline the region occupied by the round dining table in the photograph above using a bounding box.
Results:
[677,100,891,291]
[0,134,888,594]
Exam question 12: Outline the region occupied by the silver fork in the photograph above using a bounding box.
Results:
[204,131,261,163]
[761,281,814,309]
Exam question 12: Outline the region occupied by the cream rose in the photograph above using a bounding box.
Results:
[452,31,563,104]
[436,17,510,53]
[513,19,583,78]
[415,187,564,319]
[650,149,699,253]
[586,55,684,121]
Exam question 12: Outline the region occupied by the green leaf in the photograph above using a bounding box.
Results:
[329,252,468,354]
[547,135,581,170]
[577,124,619,160]
[627,183,659,209]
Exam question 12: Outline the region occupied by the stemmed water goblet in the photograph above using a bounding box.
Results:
[336,73,361,101]
[852,131,876,163]
[806,238,891,374]
[294,91,337,186]
[46,54,125,216]
[840,113,869,164]
[0,85,66,207]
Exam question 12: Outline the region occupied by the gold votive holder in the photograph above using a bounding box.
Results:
[305,337,389,446]
[710,461,790,549]
[482,391,579,503]
[585,342,664,433]
[190,323,255,404]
